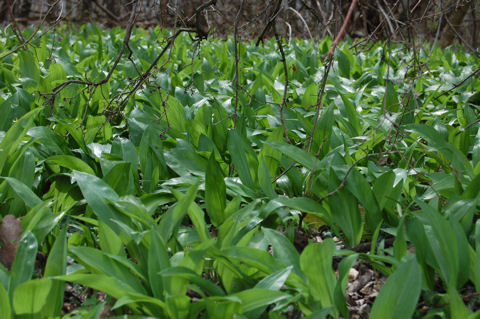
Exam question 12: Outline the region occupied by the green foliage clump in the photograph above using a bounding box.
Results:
[0,23,480,318]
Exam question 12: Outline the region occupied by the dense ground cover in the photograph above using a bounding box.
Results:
[0,24,480,318]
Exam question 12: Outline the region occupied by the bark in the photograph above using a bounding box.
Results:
[440,0,471,48]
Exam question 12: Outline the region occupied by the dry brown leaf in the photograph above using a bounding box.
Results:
[0,214,22,270]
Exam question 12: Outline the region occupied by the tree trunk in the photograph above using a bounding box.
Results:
[440,0,471,48]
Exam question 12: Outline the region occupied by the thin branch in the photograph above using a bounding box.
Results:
[306,56,333,152]
[317,153,373,203]
[286,7,313,41]
[325,0,358,58]
[233,0,246,128]
[255,0,283,46]
[92,0,120,24]
[434,66,480,102]
[274,32,291,144]
[0,0,60,60]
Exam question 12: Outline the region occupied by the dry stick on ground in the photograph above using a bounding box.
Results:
[325,0,358,58]
[233,0,246,128]
[274,32,291,144]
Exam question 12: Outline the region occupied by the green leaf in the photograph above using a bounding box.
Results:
[42,228,67,317]
[328,170,363,247]
[263,228,301,277]
[72,170,129,237]
[148,226,170,299]
[2,177,41,208]
[205,153,227,226]
[21,201,64,244]
[70,246,146,294]
[13,278,52,315]
[227,129,255,189]
[233,288,291,313]
[264,141,317,170]
[8,232,38,299]
[47,155,95,175]
[158,181,199,241]
[56,274,136,300]
[255,266,293,290]
[0,108,41,174]
[19,51,40,83]
[161,266,225,297]
[370,257,421,319]
[300,239,336,308]
[336,50,351,78]
[0,282,11,319]
[258,155,276,198]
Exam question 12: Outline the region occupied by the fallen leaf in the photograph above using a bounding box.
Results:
[0,215,22,270]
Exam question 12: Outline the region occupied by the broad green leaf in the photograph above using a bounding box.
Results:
[258,155,276,198]
[13,278,52,315]
[416,200,466,288]
[255,266,292,290]
[0,282,11,319]
[98,221,124,256]
[158,181,199,241]
[19,51,40,83]
[328,170,363,247]
[227,129,255,189]
[300,239,336,308]
[2,176,41,208]
[112,293,166,316]
[21,201,64,244]
[163,139,207,176]
[42,227,67,318]
[336,50,351,78]
[263,228,301,277]
[0,108,41,174]
[47,155,95,175]
[161,266,225,297]
[206,296,242,319]
[265,141,317,170]
[70,246,146,294]
[139,125,168,192]
[8,232,37,298]
[72,170,129,237]
[171,189,210,243]
[407,124,473,180]
[265,196,330,222]
[222,246,279,275]
[148,226,170,299]
[233,288,291,313]
[370,257,422,319]
[205,153,227,226]
[56,273,136,300]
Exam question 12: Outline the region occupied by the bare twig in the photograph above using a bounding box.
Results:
[92,0,120,24]
[433,66,480,102]
[317,153,373,203]
[255,0,283,46]
[275,32,291,144]
[306,56,333,152]
[325,0,358,58]
[0,0,59,60]
[286,6,313,41]
[233,0,246,128]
